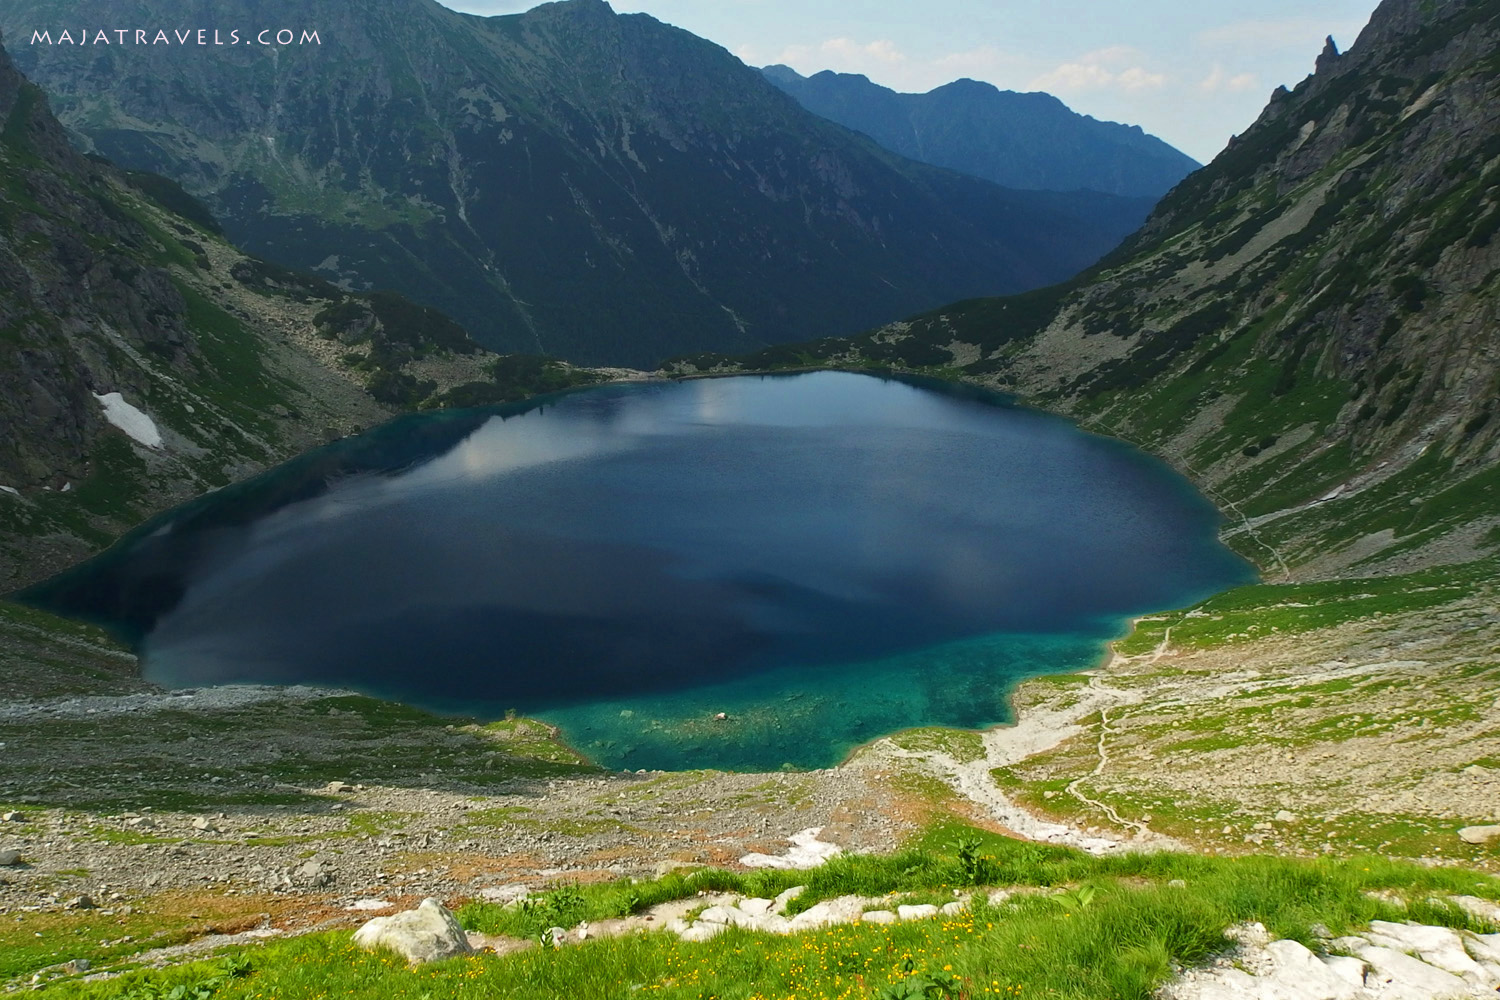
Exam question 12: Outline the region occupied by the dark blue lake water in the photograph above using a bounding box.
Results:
[22,372,1254,770]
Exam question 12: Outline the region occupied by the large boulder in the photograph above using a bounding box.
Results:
[352,898,474,965]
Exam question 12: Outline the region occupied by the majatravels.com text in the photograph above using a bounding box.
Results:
[29,28,321,46]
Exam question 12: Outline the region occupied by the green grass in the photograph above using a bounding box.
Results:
[33,827,1500,999]
[1113,557,1495,656]
[887,728,987,764]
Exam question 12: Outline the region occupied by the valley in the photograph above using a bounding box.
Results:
[0,0,1497,997]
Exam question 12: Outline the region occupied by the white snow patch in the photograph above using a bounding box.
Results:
[94,392,163,449]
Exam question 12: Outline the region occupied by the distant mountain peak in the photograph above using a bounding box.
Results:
[761,67,1198,198]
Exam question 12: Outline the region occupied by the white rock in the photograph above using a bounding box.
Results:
[740,828,842,870]
[940,901,966,916]
[1357,945,1468,998]
[861,910,897,924]
[94,392,163,449]
[1274,810,1298,823]
[746,914,794,935]
[1463,931,1500,965]
[738,897,774,917]
[1450,896,1500,924]
[1366,920,1484,978]
[1263,939,1364,998]
[896,904,940,921]
[678,921,726,943]
[1320,954,1369,989]
[697,905,746,926]
[353,898,474,964]
[789,896,871,930]
[1457,825,1500,845]
[345,899,394,912]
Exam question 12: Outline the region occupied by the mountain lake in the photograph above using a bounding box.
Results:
[21,371,1255,771]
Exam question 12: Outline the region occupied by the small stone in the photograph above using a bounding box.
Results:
[67,959,91,973]
[896,904,940,920]
[191,816,212,831]
[1,812,24,823]
[325,781,352,794]
[0,850,22,867]
[1168,879,1187,889]
[64,895,96,910]
[1274,810,1298,823]
[712,712,728,721]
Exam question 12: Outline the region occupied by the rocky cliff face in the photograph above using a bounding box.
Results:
[2,0,1153,367]
[761,66,1199,199]
[0,38,559,590]
[677,0,1500,581]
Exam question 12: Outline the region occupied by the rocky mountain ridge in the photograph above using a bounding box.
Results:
[1,0,1154,368]
[761,65,1200,198]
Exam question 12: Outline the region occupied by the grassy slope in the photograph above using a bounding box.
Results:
[20,825,1500,999]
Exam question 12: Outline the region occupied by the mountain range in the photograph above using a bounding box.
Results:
[761,65,1200,198]
[1,0,1157,368]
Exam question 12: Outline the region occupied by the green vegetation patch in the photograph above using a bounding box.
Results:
[888,728,987,764]
[36,830,1500,1000]
[1113,558,1495,656]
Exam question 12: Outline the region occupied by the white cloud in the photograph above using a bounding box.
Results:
[1199,64,1259,93]
[1029,47,1166,95]
[765,36,908,76]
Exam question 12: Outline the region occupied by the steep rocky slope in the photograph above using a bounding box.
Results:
[680,0,1500,582]
[762,66,1200,198]
[1,0,1153,367]
[0,40,603,592]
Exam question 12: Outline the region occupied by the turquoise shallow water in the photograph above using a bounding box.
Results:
[533,631,1110,773]
[21,372,1254,771]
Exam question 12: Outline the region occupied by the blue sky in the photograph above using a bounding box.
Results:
[437,0,1377,163]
